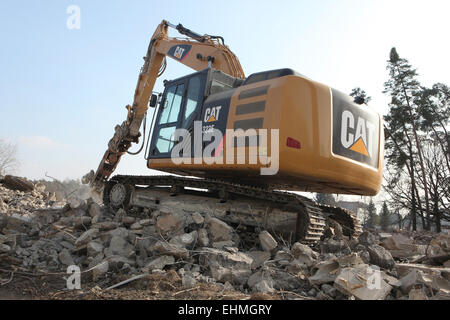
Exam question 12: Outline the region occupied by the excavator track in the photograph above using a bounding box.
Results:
[103,175,359,244]
[319,205,363,237]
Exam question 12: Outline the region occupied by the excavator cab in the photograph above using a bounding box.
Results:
[148,68,241,159]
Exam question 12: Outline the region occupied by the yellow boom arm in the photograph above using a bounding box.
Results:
[84,20,245,190]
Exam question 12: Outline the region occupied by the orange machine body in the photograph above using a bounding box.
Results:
[147,69,384,196]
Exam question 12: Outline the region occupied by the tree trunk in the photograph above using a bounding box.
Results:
[434,189,441,233]
[410,156,417,231]
[412,174,427,229]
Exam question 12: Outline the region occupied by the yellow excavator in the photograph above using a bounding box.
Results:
[83,20,384,242]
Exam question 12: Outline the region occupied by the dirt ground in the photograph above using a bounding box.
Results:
[0,266,290,300]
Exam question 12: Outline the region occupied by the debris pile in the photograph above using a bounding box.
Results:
[0,181,61,216]
[1,177,449,300]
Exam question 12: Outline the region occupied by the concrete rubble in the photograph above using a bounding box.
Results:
[1,177,450,300]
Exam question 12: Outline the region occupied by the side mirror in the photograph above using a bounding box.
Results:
[149,94,158,108]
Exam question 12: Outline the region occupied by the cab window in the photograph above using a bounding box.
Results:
[182,76,202,128]
[159,83,184,125]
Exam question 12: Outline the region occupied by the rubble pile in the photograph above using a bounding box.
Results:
[0,182,61,216]
[1,179,449,300]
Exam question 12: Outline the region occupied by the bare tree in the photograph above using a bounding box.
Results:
[0,139,19,175]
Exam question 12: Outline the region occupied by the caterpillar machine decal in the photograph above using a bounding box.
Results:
[83,20,384,242]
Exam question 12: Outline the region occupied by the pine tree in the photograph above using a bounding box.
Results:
[383,47,431,230]
[364,199,378,229]
[350,88,372,105]
[380,202,391,231]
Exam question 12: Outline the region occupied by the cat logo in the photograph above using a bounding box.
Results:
[332,89,379,168]
[204,106,222,123]
[341,110,376,158]
[173,46,185,59]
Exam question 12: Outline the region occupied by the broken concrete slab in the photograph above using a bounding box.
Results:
[58,248,75,266]
[379,233,425,259]
[291,242,318,260]
[212,241,235,250]
[429,253,450,266]
[87,240,104,257]
[321,283,338,298]
[88,202,102,218]
[191,212,204,225]
[92,221,120,231]
[75,228,99,247]
[182,274,197,289]
[68,197,85,210]
[416,271,450,293]
[139,219,153,227]
[367,244,395,269]
[247,251,270,270]
[288,243,318,268]
[334,265,393,300]
[382,272,401,288]
[274,250,292,265]
[0,243,11,253]
[156,211,183,234]
[378,233,392,239]
[253,279,275,293]
[198,228,209,247]
[399,269,420,294]
[200,248,253,285]
[358,231,376,246]
[108,227,130,241]
[430,233,450,252]
[206,217,234,242]
[248,270,270,287]
[320,239,350,254]
[105,236,135,259]
[270,268,305,291]
[248,270,275,293]
[209,265,251,285]
[0,214,8,231]
[336,253,365,268]
[309,260,340,285]
[380,233,412,250]
[169,231,198,248]
[73,216,92,229]
[150,241,189,259]
[121,217,135,227]
[145,255,175,271]
[87,252,104,269]
[259,231,277,252]
[130,222,142,230]
[105,255,136,270]
[92,261,109,281]
[395,263,450,279]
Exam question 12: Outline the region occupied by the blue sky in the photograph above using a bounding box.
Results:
[0,0,449,181]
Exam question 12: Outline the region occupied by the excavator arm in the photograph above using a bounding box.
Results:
[83,20,245,191]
